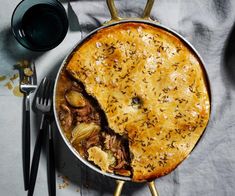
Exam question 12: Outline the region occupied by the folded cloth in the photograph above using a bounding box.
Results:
[70,1,235,196]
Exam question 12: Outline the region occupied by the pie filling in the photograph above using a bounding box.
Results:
[56,71,132,176]
[56,22,210,182]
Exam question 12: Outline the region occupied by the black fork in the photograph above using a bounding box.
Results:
[28,77,54,196]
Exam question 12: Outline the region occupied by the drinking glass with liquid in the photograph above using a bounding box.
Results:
[11,0,68,51]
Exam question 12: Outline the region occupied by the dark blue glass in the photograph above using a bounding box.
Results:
[11,0,68,51]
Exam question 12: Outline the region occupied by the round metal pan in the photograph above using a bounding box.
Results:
[53,0,211,195]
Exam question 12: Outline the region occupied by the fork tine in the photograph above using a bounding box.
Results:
[49,80,54,98]
[14,63,25,85]
[18,68,25,85]
[37,77,47,104]
[42,79,50,104]
[48,79,54,104]
[44,79,52,105]
[30,62,37,86]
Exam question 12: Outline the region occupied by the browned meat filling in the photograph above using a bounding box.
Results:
[56,70,131,176]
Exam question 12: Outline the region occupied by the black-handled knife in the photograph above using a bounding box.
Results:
[22,101,30,191]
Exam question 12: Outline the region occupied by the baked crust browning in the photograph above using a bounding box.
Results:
[65,22,210,181]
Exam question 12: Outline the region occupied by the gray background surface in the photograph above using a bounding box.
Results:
[0,0,235,195]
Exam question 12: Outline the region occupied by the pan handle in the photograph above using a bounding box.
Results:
[148,181,159,196]
[114,180,125,196]
[106,0,155,23]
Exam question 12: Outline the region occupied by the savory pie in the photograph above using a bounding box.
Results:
[56,22,210,182]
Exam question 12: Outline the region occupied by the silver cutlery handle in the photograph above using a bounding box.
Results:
[23,94,30,190]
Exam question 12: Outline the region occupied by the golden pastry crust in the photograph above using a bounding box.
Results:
[66,22,210,181]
